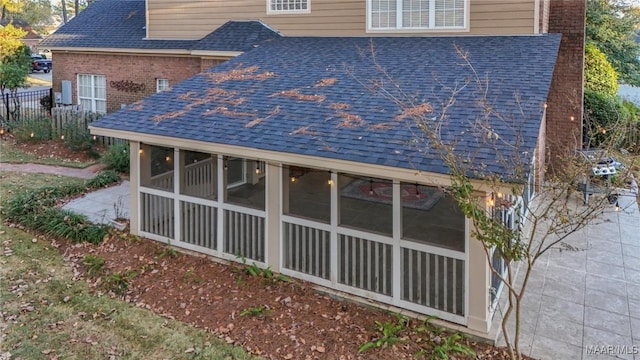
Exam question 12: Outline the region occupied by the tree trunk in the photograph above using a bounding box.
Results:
[74,0,79,17]
[61,0,68,23]
[1,5,6,20]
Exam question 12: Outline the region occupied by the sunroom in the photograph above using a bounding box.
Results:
[89,35,560,336]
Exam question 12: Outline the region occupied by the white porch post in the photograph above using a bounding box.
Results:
[129,141,141,236]
[466,196,491,334]
[266,162,281,271]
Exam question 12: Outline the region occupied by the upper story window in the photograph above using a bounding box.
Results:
[156,78,169,93]
[369,0,466,31]
[267,0,310,14]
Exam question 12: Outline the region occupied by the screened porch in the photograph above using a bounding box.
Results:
[136,144,468,324]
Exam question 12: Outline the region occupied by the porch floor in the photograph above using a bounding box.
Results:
[495,189,640,360]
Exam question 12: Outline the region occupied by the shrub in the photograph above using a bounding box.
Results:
[584,44,619,97]
[102,142,130,173]
[9,117,52,141]
[3,171,120,244]
[85,170,120,188]
[61,121,93,151]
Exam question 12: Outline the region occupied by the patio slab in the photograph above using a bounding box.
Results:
[496,191,640,360]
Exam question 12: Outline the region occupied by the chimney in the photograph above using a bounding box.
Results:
[546,0,586,167]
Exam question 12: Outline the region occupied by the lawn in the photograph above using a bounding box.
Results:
[0,171,255,360]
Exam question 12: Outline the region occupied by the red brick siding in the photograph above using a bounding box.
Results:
[52,52,224,113]
[546,0,585,168]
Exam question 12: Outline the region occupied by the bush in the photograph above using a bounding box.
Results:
[102,142,130,173]
[61,121,93,151]
[3,171,120,244]
[9,117,52,141]
[583,89,638,149]
[584,44,619,97]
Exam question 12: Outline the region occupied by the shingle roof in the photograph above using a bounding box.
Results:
[39,0,280,52]
[91,35,561,178]
[192,21,280,52]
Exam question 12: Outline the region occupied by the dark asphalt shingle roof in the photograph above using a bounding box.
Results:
[92,35,561,178]
[39,0,280,52]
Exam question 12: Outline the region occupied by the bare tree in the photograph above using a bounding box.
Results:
[362,44,636,359]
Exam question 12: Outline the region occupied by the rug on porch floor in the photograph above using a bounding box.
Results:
[341,180,444,211]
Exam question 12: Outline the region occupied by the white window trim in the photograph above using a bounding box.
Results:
[156,78,169,93]
[77,74,106,114]
[366,0,469,33]
[266,0,311,14]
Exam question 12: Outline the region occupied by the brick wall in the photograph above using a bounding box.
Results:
[546,0,585,169]
[52,52,225,113]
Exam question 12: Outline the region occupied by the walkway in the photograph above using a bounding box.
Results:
[0,163,106,179]
[0,162,129,225]
[497,190,640,360]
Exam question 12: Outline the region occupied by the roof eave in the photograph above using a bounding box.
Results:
[90,125,490,190]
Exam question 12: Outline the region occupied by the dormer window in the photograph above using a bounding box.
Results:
[267,0,310,14]
[368,0,467,31]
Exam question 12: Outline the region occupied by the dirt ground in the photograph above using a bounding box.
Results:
[57,230,515,360]
[4,142,527,360]
[13,139,103,163]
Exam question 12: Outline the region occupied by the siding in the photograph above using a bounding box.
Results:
[147,0,536,39]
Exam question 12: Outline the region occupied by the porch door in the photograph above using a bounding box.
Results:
[227,157,246,189]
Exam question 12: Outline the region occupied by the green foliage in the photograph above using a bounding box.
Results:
[239,305,270,317]
[3,171,119,243]
[9,117,52,141]
[85,170,120,188]
[102,142,130,173]
[105,270,137,296]
[158,241,178,259]
[6,0,53,34]
[587,0,640,85]
[61,121,93,151]
[358,314,409,353]
[584,43,619,96]
[584,89,630,147]
[0,24,31,92]
[415,317,475,359]
[82,254,105,275]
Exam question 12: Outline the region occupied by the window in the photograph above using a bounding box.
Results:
[369,0,466,30]
[77,74,106,114]
[156,78,169,93]
[267,0,309,13]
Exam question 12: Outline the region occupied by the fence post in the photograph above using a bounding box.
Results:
[4,93,8,121]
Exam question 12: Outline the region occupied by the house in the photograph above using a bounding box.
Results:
[41,0,586,338]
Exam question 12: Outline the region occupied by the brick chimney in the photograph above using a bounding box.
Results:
[546,0,586,168]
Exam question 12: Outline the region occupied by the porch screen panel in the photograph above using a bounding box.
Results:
[401,248,464,316]
[141,144,174,192]
[283,222,330,279]
[140,193,174,239]
[180,201,216,250]
[223,209,265,262]
[181,151,216,200]
[338,234,392,296]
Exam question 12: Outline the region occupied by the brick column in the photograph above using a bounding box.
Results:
[546,0,586,169]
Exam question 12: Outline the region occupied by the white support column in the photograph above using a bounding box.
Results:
[266,162,281,271]
[216,155,224,253]
[392,180,401,305]
[329,171,338,285]
[173,148,181,243]
[466,200,491,334]
[129,141,140,236]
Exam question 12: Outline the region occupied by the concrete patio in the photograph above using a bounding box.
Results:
[496,190,640,360]
[62,181,130,225]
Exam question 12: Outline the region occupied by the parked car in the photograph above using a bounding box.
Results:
[30,54,51,73]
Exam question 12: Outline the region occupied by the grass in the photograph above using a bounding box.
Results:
[0,140,97,168]
[0,225,255,360]
[0,171,255,359]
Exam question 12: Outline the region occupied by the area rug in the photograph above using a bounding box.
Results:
[341,179,444,211]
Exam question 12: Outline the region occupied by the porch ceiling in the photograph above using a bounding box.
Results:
[90,35,561,180]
